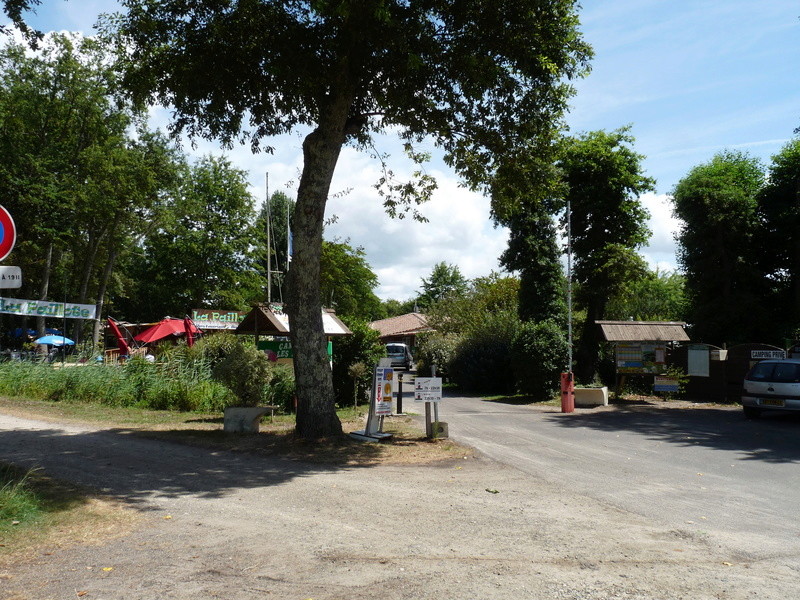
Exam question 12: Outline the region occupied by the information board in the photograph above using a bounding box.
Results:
[414,377,442,403]
[615,342,668,374]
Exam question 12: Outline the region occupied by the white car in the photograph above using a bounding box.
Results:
[741,358,800,419]
[385,343,413,371]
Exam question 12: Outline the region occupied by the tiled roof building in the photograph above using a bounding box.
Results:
[369,312,431,347]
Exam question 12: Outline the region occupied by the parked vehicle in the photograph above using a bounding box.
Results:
[741,358,800,418]
[385,343,413,371]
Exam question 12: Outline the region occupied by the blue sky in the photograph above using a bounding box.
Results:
[11,1,800,300]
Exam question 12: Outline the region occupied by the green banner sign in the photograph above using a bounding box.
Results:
[258,340,332,360]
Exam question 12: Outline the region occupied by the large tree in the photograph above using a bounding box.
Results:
[416,262,469,311]
[320,240,383,321]
[115,155,266,321]
[499,204,566,325]
[672,151,766,345]
[560,128,654,382]
[103,0,591,438]
[0,35,178,346]
[758,139,800,339]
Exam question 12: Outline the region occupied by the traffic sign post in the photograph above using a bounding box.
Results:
[0,266,21,289]
[415,376,444,438]
[0,204,17,262]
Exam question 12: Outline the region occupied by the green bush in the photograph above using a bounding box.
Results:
[331,317,384,407]
[211,341,274,407]
[447,310,520,394]
[263,364,296,411]
[510,319,568,400]
[414,331,461,377]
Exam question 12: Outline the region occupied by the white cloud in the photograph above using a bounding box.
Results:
[323,148,508,300]
[639,193,680,272]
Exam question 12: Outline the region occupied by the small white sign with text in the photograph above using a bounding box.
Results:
[414,377,442,403]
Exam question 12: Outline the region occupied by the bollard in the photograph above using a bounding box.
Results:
[397,372,404,414]
[560,372,575,413]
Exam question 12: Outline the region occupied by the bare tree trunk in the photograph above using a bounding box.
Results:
[92,249,118,350]
[287,98,353,440]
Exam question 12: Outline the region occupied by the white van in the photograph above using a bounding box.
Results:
[385,343,413,371]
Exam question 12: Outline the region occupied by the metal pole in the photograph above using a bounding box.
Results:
[62,273,66,365]
[397,372,403,414]
[567,198,573,375]
[266,173,271,303]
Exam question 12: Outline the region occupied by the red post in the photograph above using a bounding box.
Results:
[560,372,575,413]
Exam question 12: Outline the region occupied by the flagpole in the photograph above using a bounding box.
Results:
[266,172,271,303]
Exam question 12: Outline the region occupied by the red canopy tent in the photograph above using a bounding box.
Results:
[134,318,202,344]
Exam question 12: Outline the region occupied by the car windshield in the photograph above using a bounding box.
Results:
[772,362,800,383]
[747,362,775,381]
[747,361,800,382]
[386,345,405,354]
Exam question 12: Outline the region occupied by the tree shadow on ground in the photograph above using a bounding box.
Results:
[0,425,388,506]
[545,401,800,464]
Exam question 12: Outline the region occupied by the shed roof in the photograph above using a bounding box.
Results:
[597,320,690,342]
[369,312,431,338]
[235,304,352,337]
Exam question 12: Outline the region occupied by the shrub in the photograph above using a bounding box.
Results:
[510,319,568,400]
[414,331,461,377]
[262,364,296,411]
[211,342,273,407]
[447,310,520,394]
[331,317,384,407]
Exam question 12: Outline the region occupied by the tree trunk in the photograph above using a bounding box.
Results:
[287,101,353,440]
[92,249,119,350]
[36,243,54,339]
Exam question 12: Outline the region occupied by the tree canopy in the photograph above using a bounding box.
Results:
[758,139,800,339]
[672,150,766,345]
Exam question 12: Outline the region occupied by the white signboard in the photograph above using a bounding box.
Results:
[687,345,710,377]
[374,367,394,416]
[751,350,786,360]
[414,377,443,403]
[0,266,21,289]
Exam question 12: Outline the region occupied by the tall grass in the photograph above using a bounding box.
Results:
[0,334,296,413]
[0,358,234,412]
[0,464,41,533]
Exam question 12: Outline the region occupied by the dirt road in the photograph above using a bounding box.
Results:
[1,412,795,599]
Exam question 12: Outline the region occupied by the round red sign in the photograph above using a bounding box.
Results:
[0,204,16,261]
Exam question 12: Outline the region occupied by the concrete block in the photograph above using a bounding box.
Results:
[223,406,273,433]
[574,387,608,407]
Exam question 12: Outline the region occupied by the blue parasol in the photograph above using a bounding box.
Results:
[34,335,75,346]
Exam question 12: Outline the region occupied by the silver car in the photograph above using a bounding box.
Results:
[741,359,800,419]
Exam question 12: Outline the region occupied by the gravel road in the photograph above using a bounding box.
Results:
[1,412,796,600]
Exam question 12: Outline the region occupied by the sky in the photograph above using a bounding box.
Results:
[12,0,800,301]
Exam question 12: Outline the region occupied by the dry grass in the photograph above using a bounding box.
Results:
[0,397,474,467]
[0,469,138,570]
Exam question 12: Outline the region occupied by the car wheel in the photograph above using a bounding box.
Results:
[743,406,761,419]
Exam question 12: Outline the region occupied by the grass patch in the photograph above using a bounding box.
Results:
[0,462,137,567]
